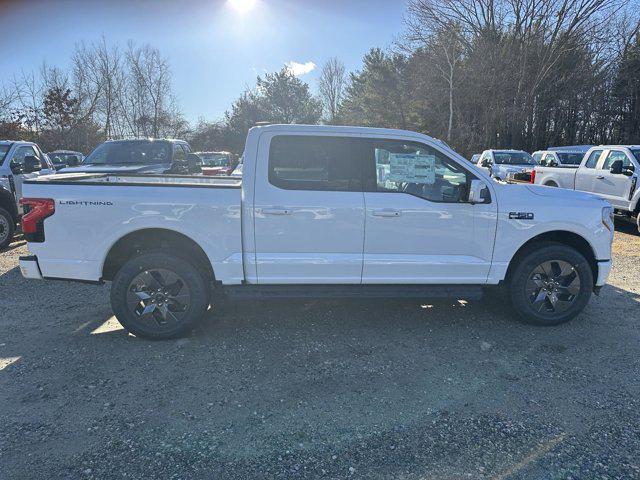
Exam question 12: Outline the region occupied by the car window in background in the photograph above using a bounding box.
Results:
[493,152,534,165]
[631,149,640,163]
[173,144,186,161]
[584,150,602,168]
[201,154,231,167]
[10,145,37,169]
[557,153,584,165]
[369,139,469,203]
[0,145,9,163]
[532,152,543,164]
[84,141,171,165]
[49,154,79,165]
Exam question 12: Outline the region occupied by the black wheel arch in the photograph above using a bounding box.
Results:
[505,231,598,286]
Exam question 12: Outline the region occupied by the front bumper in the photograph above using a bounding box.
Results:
[596,259,612,287]
[19,255,43,280]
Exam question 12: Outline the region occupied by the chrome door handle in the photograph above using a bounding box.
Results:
[261,207,292,215]
[596,175,605,179]
[372,209,401,217]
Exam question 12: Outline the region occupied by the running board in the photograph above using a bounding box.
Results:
[218,284,483,300]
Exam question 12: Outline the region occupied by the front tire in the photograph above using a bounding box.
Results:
[0,208,15,250]
[110,252,210,340]
[508,243,593,326]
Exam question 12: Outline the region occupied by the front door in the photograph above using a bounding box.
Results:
[592,150,636,210]
[11,145,55,214]
[253,133,365,284]
[361,138,497,283]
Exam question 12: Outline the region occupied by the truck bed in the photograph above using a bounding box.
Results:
[22,172,244,284]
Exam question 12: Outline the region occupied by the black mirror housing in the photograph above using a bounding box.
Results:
[609,159,623,175]
[23,155,42,174]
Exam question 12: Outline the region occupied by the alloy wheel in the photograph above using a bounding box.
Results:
[525,260,581,314]
[126,268,191,326]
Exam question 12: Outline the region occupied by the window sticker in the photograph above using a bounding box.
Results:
[388,153,436,184]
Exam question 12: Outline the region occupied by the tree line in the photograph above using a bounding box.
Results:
[1,0,639,158]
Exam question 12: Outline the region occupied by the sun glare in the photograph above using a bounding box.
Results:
[228,0,257,14]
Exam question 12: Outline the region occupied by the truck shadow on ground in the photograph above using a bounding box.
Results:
[2,258,640,478]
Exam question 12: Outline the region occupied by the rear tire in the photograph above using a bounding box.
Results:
[508,242,593,326]
[0,208,15,250]
[110,252,210,340]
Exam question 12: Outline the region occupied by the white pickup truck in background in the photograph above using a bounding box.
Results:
[19,125,614,339]
[533,145,640,232]
[477,149,537,181]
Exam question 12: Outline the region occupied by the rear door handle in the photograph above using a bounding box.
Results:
[372,209,401,217]
[261,207,292,216]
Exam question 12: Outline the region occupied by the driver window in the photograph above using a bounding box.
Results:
[368,140,470,203]
[174,145,186,161]
[601,151,630,170]
[10,146,37,170]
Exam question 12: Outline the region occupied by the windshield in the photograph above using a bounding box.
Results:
[557,152,584,165]
[0,145,9,164]
[200,153,230,167]
[49,154,80,165]
[84,141,171,165]
[493,152,534,165]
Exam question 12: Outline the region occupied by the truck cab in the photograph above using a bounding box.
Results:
[0,140,55,249]
[477,149,536,180]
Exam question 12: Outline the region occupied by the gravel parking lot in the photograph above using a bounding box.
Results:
[1,224,639,480]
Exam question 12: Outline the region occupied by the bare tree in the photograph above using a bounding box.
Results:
[318,57,346,123]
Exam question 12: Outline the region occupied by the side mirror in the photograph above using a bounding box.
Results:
[23,155,42,174]
[480,159,490,168]
[186,153,203,174]
[609,159,623,175]
[468,179,490,204]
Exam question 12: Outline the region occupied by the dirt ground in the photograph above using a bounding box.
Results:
[1,223,639,479]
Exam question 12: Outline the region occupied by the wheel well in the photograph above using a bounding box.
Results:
[505,231,597,284]
[102,229,214,283]
[544,181,558,187]
[0,191,18,223]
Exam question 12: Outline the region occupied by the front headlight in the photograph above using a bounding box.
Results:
[602,206,614,232]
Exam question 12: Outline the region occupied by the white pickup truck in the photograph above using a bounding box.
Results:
[533,145,640,232]
[19,125,614,339]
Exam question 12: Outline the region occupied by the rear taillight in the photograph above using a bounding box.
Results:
[530,169,536,184]
[20,198,55,242]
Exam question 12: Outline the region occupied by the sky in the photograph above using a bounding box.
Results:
[0,0,408,123]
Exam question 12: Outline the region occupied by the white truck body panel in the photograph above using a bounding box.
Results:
[21,125,613,289]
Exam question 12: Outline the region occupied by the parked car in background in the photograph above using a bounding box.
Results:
[533,145,639,232]
[477,149,536,180]
[532,146,592,168]
[0,140,56,249]
[196,151,239,176]
[19,124,613,339]
[47,150,84,171]
[60,139,193,174]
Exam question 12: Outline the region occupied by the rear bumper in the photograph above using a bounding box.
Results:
[19,255,43,280]
[596,259,612,287]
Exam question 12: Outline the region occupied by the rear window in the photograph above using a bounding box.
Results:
[557,152,584,165]
[268,135,361,191]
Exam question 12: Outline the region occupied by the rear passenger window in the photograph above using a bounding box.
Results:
[268,135,361,191]
[584,150,602,169]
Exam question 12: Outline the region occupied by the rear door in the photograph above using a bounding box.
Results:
[592,149,636,209]
[361,137,497,283]
[253,133,365,284]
